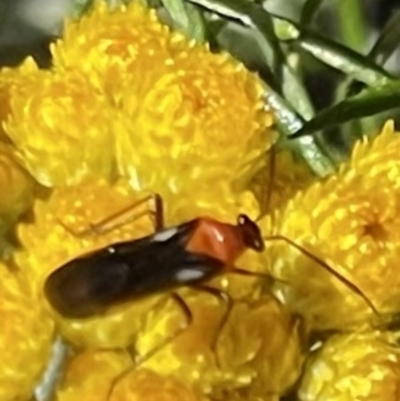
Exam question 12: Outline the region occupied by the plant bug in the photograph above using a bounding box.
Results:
[44,192,378,399]
[44,193,267,319]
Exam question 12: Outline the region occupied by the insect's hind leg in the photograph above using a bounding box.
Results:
[59,193,165,237]
[190,285,233,368]
[105,292,192,400]
[135,292,193,365]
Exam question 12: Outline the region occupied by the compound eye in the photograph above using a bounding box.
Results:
[253,237,265,251]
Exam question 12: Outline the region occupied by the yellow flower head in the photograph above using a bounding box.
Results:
[4,59,115,186]
[263,121,400,330]
[299,331,400,401]
[0,262,54,400]
[3,1,274,190]
[114,46,272,193]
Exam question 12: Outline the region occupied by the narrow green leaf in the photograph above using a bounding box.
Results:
[369,10,400,66]
[265,90,335,176]
[293,30,392,86]
[290,82,400,138]
[161,0,207,42]
[300,0,325,27]
[265,91,304,135]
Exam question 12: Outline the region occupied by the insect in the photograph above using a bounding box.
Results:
[45,189,376,315]
[44,194,266,319]
[44,193,377,398]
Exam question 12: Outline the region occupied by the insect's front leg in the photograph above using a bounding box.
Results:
[58,193,165,237]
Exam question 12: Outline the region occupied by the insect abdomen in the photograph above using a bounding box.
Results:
[44,253,131,318]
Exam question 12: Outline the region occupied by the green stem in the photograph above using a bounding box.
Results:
[336,0,367,52]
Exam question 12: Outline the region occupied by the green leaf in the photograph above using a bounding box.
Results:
[290,82,400,138]
[300,0,325,27]
[161,0,207,42]
[369,10,400,66]
[265,90,335,176]
[292,30,393,86]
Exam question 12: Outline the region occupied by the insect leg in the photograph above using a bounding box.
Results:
[135,292,193,365]
[59,193,164,237]
[190,285,233,368]
[265,234,379,315]
[106,292,192,400]
[228,266,289,287]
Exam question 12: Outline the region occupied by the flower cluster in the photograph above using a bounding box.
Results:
[263,121,400,331]
[0,1,399,400]
[0,1,303,401]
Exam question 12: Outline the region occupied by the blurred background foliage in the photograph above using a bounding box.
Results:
[1,0,399,175]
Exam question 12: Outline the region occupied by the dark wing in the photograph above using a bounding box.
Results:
[44,252,132,317]
[44,220,225,318]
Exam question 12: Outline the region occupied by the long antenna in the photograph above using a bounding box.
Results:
[264,234,379,316]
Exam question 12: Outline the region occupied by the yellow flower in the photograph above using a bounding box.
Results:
[0,262,54,400]
[3,1,274,189]
[52,1,176,90]
[0,142,33,227]
[263,120,400,330]
[114,47,272,193]
[298,331,400,401]
[4,59,114,186]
